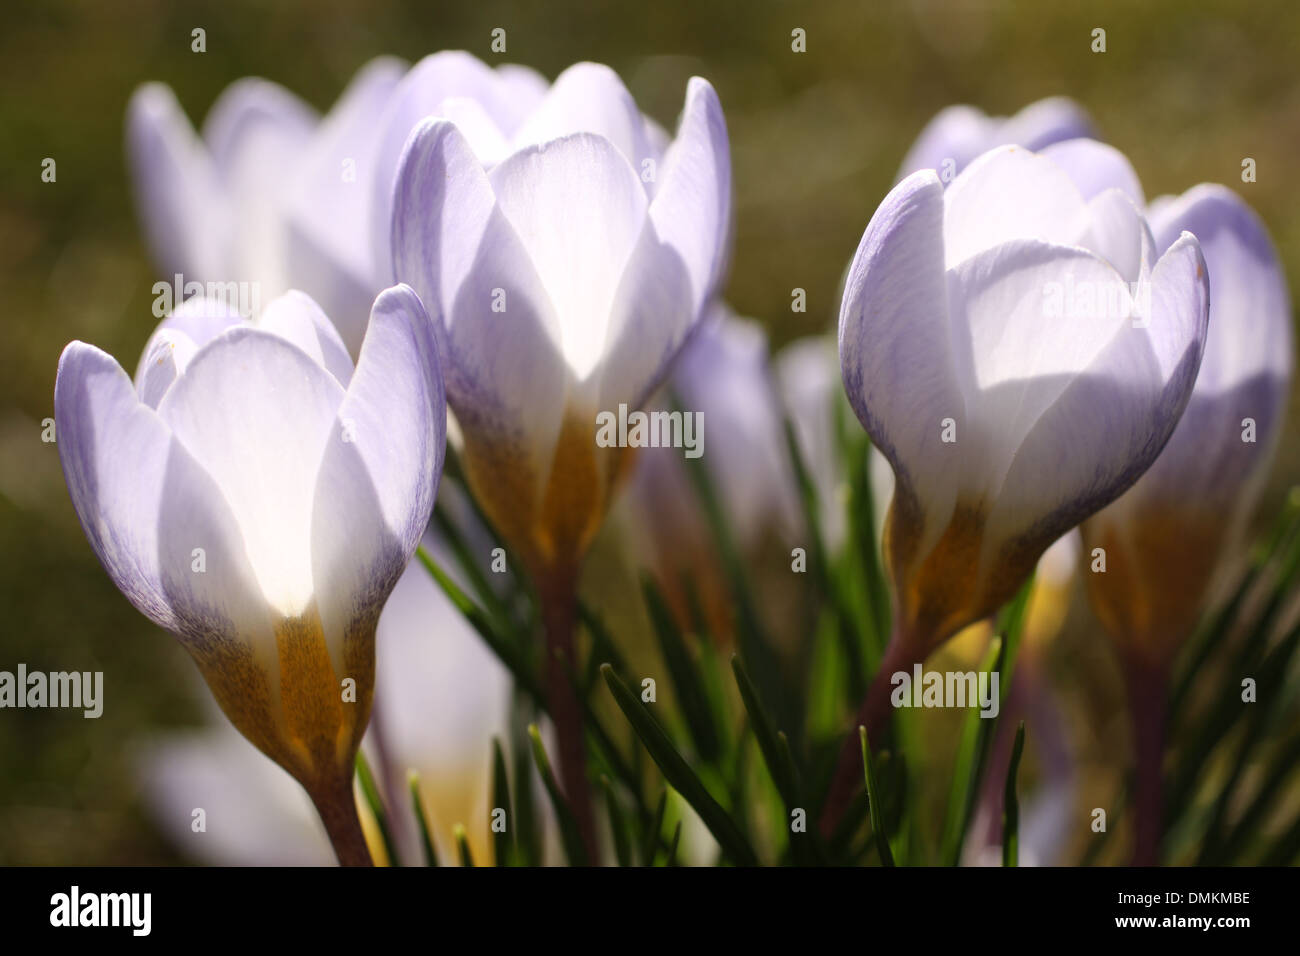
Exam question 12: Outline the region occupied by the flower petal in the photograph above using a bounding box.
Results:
[647,77,732,318]
[839,169,966,550]
[1148,184,1293,395]
[947,240,1139,532]
[309,284,445,655]
[136,328,199,410]
[942,145,1090,269]
[488,132,648,380]
[283,57,407,353]
[368,51,514,281]
[998,96,1096,152]
[257,290,355,388]
[200,78,318,295]
[986,233,1209,555]
[55,341,268,644]
[510,62,655,173]
[125,84,231,280]
[390,119,567,479]
[156,327,347,619]
[1039,138,1145,205]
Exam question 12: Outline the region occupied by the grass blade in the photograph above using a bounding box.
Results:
[491,737,513,866]
[454,824,475,867]
[355,751,400,867]
[1002,722,1026,867]
[602,664,759,866]
[527,723,590,866]
[643,576,723,762]
[407,771,439,867]
[860,726,894,866]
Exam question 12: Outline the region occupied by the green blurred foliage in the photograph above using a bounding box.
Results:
[1,0,1297,863]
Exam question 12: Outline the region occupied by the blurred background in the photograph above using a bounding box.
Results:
[1,0,1297,864]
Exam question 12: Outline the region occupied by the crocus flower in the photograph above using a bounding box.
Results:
[1083,184,1293,667]
[126,52,547,355]
[896,96,1095,184]
[55,287,445,865]
[392,65,729,579]
[841,142,1207,661]
[824,141,1210,829]
[1080,185,1292,864]
[391,64,729,855]
[140,527,511,866]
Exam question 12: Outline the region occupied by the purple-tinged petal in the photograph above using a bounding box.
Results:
[310,284,446,655]
[942,146,1089,269]
[510,62,656,175]
[1039,138,1145,205]
[989,233,1209,554]
[390,119,567,482]
[647,77,732,318]
[283,57,407,353]
[368,51,515,280]
[839,169,965,555]
[258,290,355,388]
[125,84,231,280]
[55,342,269,645]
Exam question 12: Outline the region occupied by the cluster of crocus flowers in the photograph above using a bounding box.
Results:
[824,138,1211,828]
[55,288,445,865]
[66,49,1292,869]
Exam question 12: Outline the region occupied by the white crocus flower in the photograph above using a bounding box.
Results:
[839,142,1208,662]
[55,288,445,864]
[126,52,548,356]
[1082,184,1293,668]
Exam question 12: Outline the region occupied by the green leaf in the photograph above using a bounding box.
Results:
[510,709,541,867]
[433,501,512,633]
[837,399,890,658]
[938,635,1005,866]
[355,751,400,867]
[1196,619,1300,863]
[643,789,668,867]
[860,726,894,866]
[416,546,542,700]
[643,576,723,762]
[491,737,513,866]
[1002,722,1026,867]
[421,546,644,812]
[526,723,590,866]
[667,820,683,867]
[1167,541,1300,822]
[407,770,439,867]
[675,391,789,731]
[454,824,475,867]
[1217,733,1300,857]
[601,775,633,867]
[731,655,796,807]
[578,599,630,692]
[602,664,760,866]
